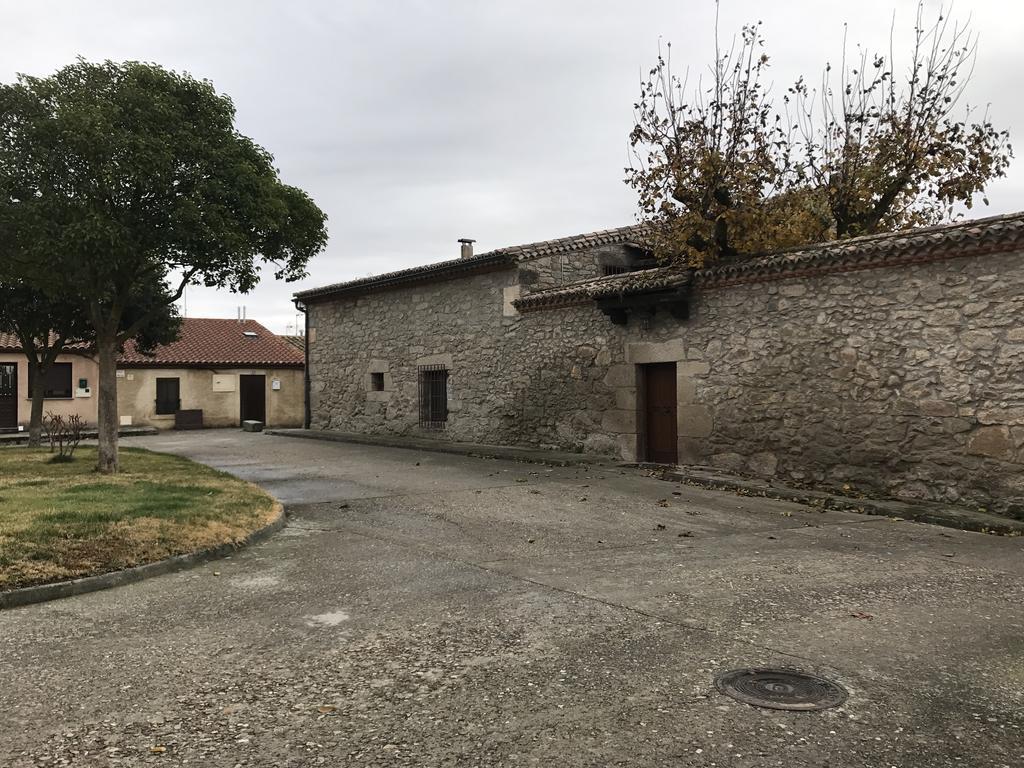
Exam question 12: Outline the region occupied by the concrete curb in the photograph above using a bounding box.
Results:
[657,467,1024,536]
[0,426,159,446]
[264,428,612,467]
[0,503,287,611]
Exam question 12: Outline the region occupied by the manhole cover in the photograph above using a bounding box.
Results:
[714,668,848,711]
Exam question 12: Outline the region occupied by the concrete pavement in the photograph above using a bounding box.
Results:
[1,429,1021,767]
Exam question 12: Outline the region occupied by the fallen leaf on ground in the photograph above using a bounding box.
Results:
[150,746,167,754]
[317,705,337,713]
[657,499,669,507]
[850,611,873,620]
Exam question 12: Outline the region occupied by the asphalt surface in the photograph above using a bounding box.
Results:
[2,430,1022,767]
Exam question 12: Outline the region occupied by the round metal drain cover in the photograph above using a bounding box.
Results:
[714,668,848,711]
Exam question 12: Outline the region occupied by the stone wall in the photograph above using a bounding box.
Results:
[520,244,641,290]
[307,247,1024,512]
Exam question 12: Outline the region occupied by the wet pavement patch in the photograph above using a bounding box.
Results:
[714,667,849,711]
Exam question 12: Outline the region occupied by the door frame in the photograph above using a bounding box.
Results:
[239,374,267,424]
[0,362,17,430]
[638,361,679,464]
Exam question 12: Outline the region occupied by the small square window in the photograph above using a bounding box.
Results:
[370,372,385,391]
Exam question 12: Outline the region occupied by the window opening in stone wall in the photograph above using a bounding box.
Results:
[418,365,448,428]
[603,264,629,276]
[370,371,385,391]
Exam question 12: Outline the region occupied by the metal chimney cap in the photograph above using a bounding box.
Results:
[457,238,476,244]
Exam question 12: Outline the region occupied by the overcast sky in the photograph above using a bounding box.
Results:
[2,1,1021,334]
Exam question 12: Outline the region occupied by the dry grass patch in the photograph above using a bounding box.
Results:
[0,446,278,591]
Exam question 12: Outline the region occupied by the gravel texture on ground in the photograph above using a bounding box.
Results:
[1,430,1021,767]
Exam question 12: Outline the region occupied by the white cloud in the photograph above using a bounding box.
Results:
[2,0,1020,332]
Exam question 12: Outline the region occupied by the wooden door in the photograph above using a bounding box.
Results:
[643,362,678,464]
[155,377,181,415]
[239,374,266,424]
[0,363,16,429]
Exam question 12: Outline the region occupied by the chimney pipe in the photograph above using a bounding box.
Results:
[458,238,476,260]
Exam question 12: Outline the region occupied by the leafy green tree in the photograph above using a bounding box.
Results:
[627,2,1012,267]
[0,278,90,447]
[0,274,180,448]
[0,59,328,472]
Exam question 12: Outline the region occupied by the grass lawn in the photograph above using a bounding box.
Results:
[0,446,279,591]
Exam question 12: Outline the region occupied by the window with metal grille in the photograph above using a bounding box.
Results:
[370,371,385,391]
[155,377,181,415]
[418,365,448,428]
[603,264,629,276]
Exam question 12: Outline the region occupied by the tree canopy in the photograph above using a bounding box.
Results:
[0,277,90,447]
[0,58,329,471]
[627,3,1013,267]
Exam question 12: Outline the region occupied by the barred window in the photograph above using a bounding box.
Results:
[418,365,448,428]
[602,264,629,276]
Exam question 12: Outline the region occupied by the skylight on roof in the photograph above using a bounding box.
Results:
[242,331,258,337]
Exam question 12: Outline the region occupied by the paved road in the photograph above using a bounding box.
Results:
[2,430,1022,767]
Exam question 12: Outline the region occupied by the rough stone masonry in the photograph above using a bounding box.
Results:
[299,215,1024,514]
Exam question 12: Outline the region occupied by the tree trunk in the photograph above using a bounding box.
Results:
[27,358,45,449]
[95,332,120,474]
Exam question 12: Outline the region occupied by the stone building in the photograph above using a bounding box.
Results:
[295,213,1024,512]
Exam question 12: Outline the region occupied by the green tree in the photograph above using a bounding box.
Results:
[0,275,181,448]
[0,278,90,447]
[627,3,1012,267]
[0,59,328,472]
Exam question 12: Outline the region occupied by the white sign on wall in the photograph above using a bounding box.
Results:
[271,378,281,391]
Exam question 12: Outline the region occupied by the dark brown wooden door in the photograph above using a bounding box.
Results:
[0,363,17,429]
[644,362,678,464]
[239,375,266,424]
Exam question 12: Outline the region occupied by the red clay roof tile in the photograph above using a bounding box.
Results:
[2,319,304,368]
[120,318,304,367]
